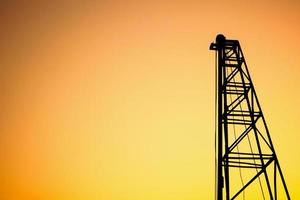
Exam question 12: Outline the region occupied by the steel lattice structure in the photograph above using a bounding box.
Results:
[210,34,291,200]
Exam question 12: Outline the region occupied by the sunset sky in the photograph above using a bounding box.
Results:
[1,1,300,199]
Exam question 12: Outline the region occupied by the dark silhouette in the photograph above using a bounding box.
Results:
[210,34,291,200]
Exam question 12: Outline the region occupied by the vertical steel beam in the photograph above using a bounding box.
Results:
[216,34,226,200]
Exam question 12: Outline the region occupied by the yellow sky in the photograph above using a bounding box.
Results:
[1,1,300,199]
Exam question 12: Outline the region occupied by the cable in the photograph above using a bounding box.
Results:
[214,50,218,200]
[227,65,246,200]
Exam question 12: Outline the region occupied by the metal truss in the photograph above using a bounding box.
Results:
[210,34,291,200]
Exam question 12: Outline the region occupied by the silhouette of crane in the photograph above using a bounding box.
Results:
[210,34,291,200]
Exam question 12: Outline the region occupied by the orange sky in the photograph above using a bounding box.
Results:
[1,1,300,199]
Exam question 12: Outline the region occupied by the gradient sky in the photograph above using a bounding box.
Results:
[1,1,300,199]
